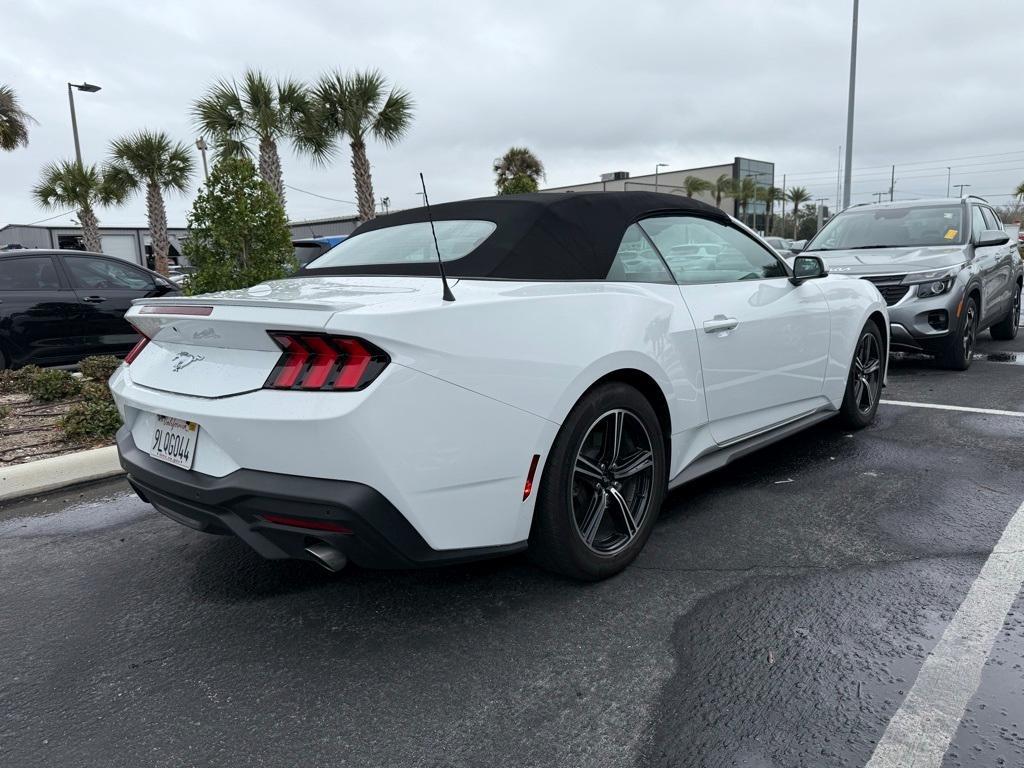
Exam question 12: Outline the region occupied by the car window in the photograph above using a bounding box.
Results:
[638,216,787,285]
[981,207,1001,231]
[971,206,988,241]
[293,243,326,268]
[307,220,497,269]
[0,257,61,291]
[605,224,673,284]
[65,256,155,291]
[807,204,965,251]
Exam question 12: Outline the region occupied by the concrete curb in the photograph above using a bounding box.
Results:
[0,446,123,503]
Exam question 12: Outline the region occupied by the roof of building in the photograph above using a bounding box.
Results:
[302,191,729,281]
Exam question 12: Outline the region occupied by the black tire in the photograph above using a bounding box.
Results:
[0,347,8,371]
[838,321,884,429]
[989,282,1021,341]
[529,382,667,581]
[937,295,978,370]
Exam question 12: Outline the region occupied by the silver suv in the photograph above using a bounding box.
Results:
[802,197,1022,369]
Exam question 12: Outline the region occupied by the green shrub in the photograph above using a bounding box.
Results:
[59,399,122,442]
[14,365,42,388]
[25,369,81,402]
[80,380,113,403]
[0,370,18,395]
[0,404,10,421]
[79,355,122,383]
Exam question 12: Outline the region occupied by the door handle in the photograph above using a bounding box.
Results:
[703,316,739,333]
[82,295,106,303]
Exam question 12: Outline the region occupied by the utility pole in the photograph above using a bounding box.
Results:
[67,82,101,167]
[842,0,859,210]
[946,167,952,197]
[835,145,842,209]
[195,138,209,181]
[779,174,787,235]
[953,183,971,198]
[654,163,668,193]
[889,165,896,202]
[815,197,829,231]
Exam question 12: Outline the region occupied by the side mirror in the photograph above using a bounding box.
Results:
[790,254,828,285]
[976,229,1010,247]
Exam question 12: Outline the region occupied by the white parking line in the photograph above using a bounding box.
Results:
[865,499,1024,768]
[881,399,1024,418]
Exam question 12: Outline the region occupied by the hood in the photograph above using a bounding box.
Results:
[805,245,967,276]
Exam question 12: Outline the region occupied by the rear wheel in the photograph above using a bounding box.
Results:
[937,295,978,370]
[529,382,666,581]
[838,322,884,429]
[989,283,1021,341]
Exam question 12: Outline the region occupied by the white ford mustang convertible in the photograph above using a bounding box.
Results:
[110,192,887,580]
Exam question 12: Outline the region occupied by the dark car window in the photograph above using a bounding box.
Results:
[65,256,155,291]
[971,206,987,241]
[981,207,1001,231]
[639,216,787,285]
[605,224,673,284]
[0,257,61,291]
[294,243,326,268]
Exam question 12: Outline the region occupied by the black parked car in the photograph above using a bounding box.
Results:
[0,249,179,369]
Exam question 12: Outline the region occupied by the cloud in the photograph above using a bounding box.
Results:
[2,0,1022,231]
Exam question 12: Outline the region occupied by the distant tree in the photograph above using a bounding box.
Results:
[314,69,415,222]
[709,173,733,209]
[732,176,758,227]
[183,157,296,295]
[682,175,713,199]
[32,160,122,253]
[1015,181,1024,203]
[797,204,821,241]
[105,130,194,277]
[0,84,35,151]
[494,146,545,195]
[193,70,328,210]
[758,186,782,234]
[786,186,811,238]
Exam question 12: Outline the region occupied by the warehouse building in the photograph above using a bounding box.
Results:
[543,157,775,231]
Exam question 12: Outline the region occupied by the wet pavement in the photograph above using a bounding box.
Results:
[2,330,1023,767]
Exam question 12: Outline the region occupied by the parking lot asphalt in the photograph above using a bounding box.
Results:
[2,329,1023,768]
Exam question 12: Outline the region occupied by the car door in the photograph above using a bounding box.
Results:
[639,215,831,445]
[61,254,170,357]
[0,254,81,367]
[982,206,1014,320]
[970,204,1004,325]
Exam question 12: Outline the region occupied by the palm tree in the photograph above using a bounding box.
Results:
[493,147,545,194]
[313,69,414,222]
[709,173,734,209]
[193,70,326,210]
[32,161,122,252]
[1015,181,1024,203]
[682,175,713,199]
[733,176,758,227]
[786,186,811,238]
[105,130,194,276]
[758,186,782,234]
[0,84,36,151]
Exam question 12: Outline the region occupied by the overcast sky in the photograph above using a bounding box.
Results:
[2,0,1023,229]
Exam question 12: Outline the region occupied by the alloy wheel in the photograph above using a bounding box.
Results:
[571,409,656,555]
[852,332,881,414]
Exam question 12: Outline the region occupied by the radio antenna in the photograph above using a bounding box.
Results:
[419,172,455,303]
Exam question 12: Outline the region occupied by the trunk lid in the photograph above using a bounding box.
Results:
[125,276,448,398]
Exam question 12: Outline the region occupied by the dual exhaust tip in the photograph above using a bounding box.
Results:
[304,542,348,573]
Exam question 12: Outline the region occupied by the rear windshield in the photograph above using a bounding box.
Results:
[305,220,497,270]
[293,243,326,268]
[807,205,965,251]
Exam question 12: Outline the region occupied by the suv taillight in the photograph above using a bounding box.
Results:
[264,332,389,391]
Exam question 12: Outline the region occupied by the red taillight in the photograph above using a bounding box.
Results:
[264,332,389,391]
[260,513,352,533]
[124,335,150,365]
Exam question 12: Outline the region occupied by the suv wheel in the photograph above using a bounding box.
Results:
[938,296,977,371]
[989,283,1021,341]
[529,382,666,581]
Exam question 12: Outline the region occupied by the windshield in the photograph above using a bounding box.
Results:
[306,220,497,270]
[806,204,965,251]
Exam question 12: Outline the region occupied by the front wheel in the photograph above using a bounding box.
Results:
[989,283,1021,341]
[529,382,666,581]
[838,322,884,429]
[937,295,978,370]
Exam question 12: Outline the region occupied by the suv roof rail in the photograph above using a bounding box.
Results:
[964,194,989,203]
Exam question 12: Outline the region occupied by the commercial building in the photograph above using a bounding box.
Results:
[0,223,189,269]
[543,157,775,231]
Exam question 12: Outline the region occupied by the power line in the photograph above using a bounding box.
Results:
[24,210,76,225]
[781,148,1024,179]
[284,184,357,206]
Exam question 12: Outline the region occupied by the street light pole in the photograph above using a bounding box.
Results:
[841,0,859,210]
[66,82,101,167]
[654,163,668,193]
[946,167,951,197]
[195,138,209,181]
[953,183,971,198]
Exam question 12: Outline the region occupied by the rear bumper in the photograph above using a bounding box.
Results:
[117,428,526,569]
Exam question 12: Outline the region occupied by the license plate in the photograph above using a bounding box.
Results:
[149,415,199,470]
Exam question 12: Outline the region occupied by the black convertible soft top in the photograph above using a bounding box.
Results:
[303,191,731,281]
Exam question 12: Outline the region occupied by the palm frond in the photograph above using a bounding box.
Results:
[107,129,194,194]
[0,84,36,151]
[372,87,414,145]
[32,160,106,210]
